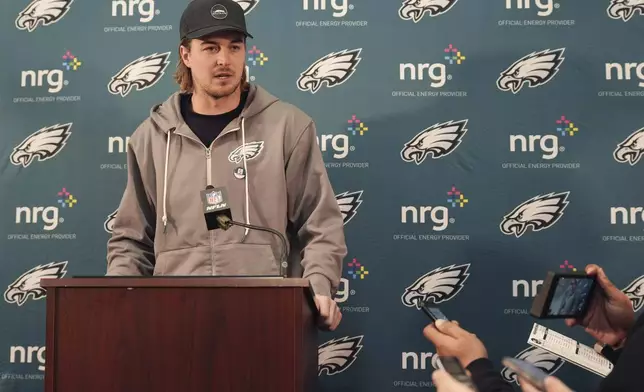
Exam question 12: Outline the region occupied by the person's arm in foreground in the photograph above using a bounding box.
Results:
[432,369,573,392]
[424,320,514,392]
[565,264,644,392]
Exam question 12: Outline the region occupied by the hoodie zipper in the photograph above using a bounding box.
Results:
[205,148,212,185]
[172,128,240,276]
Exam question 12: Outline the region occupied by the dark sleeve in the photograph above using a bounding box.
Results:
[466,358,515,392]
[599,344,622,364]
[597,314,644,392]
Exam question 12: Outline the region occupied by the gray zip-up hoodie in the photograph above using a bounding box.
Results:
[106,84,346,297]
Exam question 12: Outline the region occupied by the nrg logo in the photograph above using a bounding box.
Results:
[9,345,46,372]
[244,46,269,83]
[108,136,130,153]
[15,188,78,231]
[303,0,353,18]
[334,258,368,304]
[111,0,159,23]
[399,44,466,88]
[401,186,469,231]
[509,115,579,160]
[505,0,559,17]
[605,62,644,88]
[316,115,367,159]
[610,206,644,225]
[20,50,82,94]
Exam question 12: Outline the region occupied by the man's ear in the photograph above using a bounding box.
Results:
[179,44,191,68]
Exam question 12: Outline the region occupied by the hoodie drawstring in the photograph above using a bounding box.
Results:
[160,122,250,239]
[240,117,250,242]
[162,128,173,233]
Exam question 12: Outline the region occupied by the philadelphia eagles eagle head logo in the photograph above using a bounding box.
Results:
[400,119,468,165]
[614,127,644,166]
[297,49,362,94]
[233,0,260,14]
[10,123,72,168]
[398,0,459,23]
[228,141,265,164]
[335,191,363,225]
[104,209,118,234]
[318,335,364,376]
[401,264,471,308]
[500,192,570,238]
[497,48,565,94]
[501,346,565,385]
[623,275,644,312]
[607,0,644,22]
[15,0,74,32]
[108,52,171,97]
[4,261,68,306]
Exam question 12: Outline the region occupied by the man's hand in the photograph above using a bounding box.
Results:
[314,295,342,331]
[565,264,635,346]
[519,376,572,392]
[432,369,476,392]
[423,320,488,368]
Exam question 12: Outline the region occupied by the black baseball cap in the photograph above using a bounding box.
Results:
[180,0,253,41]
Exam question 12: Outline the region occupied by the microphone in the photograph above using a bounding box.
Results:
[200,186,288,278]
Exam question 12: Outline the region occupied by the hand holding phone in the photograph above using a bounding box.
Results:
[436,356,478,391]
[420,299,449,322]
[530,272,597,319]
[502,357,548,391]
[565,264,635,348]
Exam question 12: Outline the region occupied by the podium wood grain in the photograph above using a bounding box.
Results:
[42,278,318,392]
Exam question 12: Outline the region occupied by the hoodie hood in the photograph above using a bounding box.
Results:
[149,83,280,135]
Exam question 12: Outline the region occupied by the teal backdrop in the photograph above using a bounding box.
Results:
[1,0,644,391]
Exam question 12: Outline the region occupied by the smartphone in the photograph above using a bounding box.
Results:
[420,300,449,322]
[420,301,448,322]
[437,356,478,391]
[530,271,597,319]
[501,357,548,391]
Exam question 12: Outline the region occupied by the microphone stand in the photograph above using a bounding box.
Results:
[216,215,288,278]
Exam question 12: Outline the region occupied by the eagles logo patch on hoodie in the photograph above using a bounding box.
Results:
[228,141,265,164]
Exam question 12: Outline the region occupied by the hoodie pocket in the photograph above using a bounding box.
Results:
[154,245,212,275]
[212,243,279,276]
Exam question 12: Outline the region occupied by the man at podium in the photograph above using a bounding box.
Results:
[105,0,346,331]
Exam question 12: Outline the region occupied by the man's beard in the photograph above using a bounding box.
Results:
[204,76,242,99]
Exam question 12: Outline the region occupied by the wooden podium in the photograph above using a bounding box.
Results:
[40,277,319,392]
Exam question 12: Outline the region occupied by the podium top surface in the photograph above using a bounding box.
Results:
[40,277,311,289]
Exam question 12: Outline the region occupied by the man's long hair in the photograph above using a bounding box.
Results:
[173,38,249,93]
